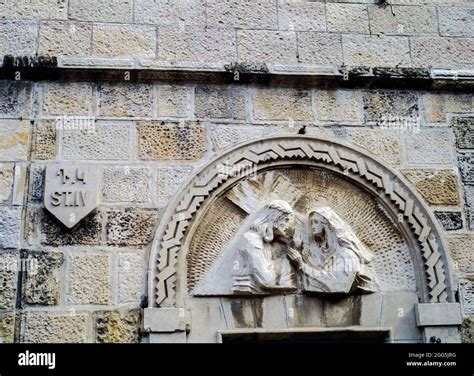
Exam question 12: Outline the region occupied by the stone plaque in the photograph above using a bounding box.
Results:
[44,164,99,228]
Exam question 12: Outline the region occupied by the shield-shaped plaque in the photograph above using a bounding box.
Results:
[44,163,99,228]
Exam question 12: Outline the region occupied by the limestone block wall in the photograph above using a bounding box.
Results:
[0,0,472,343]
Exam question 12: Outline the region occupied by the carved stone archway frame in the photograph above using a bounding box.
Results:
[144,135,462,343]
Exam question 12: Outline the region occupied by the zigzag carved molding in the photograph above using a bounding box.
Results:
[153,137,451,306]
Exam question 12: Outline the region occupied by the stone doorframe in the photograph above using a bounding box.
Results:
[144,135,462,343]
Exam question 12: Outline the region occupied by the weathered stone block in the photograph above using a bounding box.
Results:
[253,88,312,121]
[0,251,19,309]
[0,0,66,19]
[29,164,45,201]
[0,120,30,161]
[460,279,474,317]
[11,163,26,207]
[23,312,88,343]
[67,253,110,305]
[0,163,14,203]
[0,21,38,55]
[401,169,459,206]
[0,207,21,249]
[157,86,191,118]
[297,32,343,66]
[69,0,132,22]
[208,0,277,29]
[0,82,32,118]
[102,166,151,203]
[137,121,206,160]
[39,21,92,56]
[156,166,194,206]
[0,312,15,343]
[118,252,144,304]
[461,317,474,344]
[220,298,261,329]
[285,295,322,328]
[211,125,275,150]
[422,93,472,123]
[438,6,474,37]
[411,37,474,69]
[157,27,236,63]
[323,295,361,327]
[458,153,474,185]
[33,121,57,160]
[185,298,227,343]
[94,310,140,343]
[452,117,474,149]
[368,5,438,35]
[405,129,453,165]
[99,84,152,118]
[135,0,205,26]
[106,208,159,246]
[326,3,369,34]
[381,292,422,341]
[92,24,155,58]
[435,211,463,231]
[315,89,363,123]
[364,91,418,123]
[42,82,93,116]
[24,251,64,306]
[238,30,297,64]
[62,121,131,160]
[342,35,411,67]
[447,235,474,276]
[278,1,325,31]
[195,85,246,120]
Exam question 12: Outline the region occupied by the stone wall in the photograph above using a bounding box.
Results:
[0,0,473,343]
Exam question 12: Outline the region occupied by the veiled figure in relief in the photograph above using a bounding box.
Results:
[232,199,297,294]
[288,206,379,294]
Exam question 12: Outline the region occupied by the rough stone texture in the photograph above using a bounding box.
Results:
[405,129,453,165]
[33,121,57,160]
[0,251,18,309]
[195,86,246,120]
[23,312,88,343]
[23,251,64,306]
[422,93,472,123]
[238,30,297,64]
[42,82,93,116]
[458,153,474,185]
[157,86,191,118]
[0,120,30,161]
[210,125,280,151]
[342,35,411,67]
[438,6,474,37]
[369,5,438,35]
[435,211,463,231]
[102,166,151,203]
[315,89,363,123]
[0,0,67,20]
[0,163,14,203]
[135,0,205,26]
[92,24,156,58]
[460,279,474,317]
[156,166,194,206]
[0,21,38,55]
[94,310,140,343]
[39,21,92,56]
[278,1,325,31]
[326,3,369,34]
[253,88,312,121]
[452,117,474,149]
[38,209,102,246]
[411,37,474,69]
[67,253,111,305]
[0,312,15,343]
[137,121,207,160]
[401,169,459,206]
[461,317,474,344]
[0,207,21,249]
[118,252,144,304]
[208,0,277,29]
[157,27,236,63]
[447,235,474,276]
[62,122,131,160]
[69,0,132,23]
[99,84,152,118]
[364,91,419,123]
[106,208,159,246]
[29,164,45,201]
[0,82,32,118]
[297,32,343,66]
